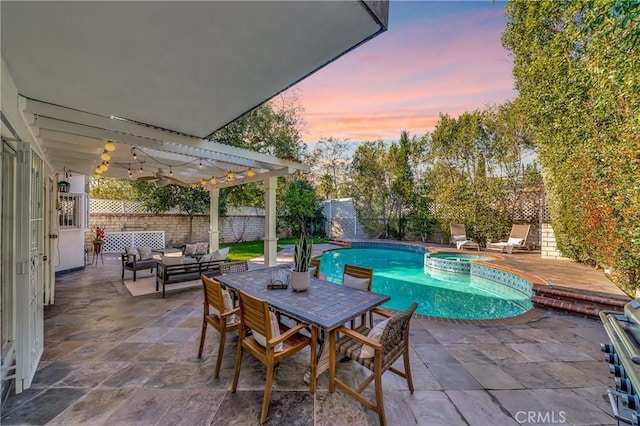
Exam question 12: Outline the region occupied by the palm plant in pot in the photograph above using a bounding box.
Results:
[291,233,313,291]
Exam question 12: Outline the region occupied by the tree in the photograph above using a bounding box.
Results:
[308,137,351,199]
[89,177,149,200]
[142,186,210,243]
[280,179,323,236]
[502,0,640,288]
[390,131,415,239]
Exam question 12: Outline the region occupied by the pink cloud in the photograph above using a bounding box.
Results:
[290,3,516,143]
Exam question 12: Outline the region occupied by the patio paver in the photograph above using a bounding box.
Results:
[0,252,617,425]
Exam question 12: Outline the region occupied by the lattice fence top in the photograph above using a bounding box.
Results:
[90,199,263,216]
[91,199,192,215]
[103,231,165,253]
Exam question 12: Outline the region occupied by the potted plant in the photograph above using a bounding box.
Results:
[93,225,106,253]
[291,233,313,291]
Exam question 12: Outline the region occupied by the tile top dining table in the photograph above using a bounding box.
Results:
[216,266,390,331]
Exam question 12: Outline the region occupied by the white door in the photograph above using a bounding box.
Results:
[15,142,45,392]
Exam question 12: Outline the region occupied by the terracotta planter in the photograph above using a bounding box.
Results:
[290,270,310,292]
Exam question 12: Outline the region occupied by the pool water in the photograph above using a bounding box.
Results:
[428,252,493,262]
[319,248,532,320]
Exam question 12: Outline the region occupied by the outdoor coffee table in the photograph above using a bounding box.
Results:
[216,266,390,382]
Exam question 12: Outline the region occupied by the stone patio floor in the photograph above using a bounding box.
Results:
[1,245,620,425]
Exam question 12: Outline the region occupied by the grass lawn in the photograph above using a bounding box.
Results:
[221,237,328,261]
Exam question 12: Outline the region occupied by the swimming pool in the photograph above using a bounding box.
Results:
[318,246,532,320]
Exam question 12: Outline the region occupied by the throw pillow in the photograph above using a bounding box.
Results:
[199,252,215,263]
[137,246,153,261]
[343,273,370,291]
[507,237,524,246]
[195,242,209,255]
[252,311,284,352]
[360,318,389,358]
[125,246,137,256]
[213,247,230,261]
[211,289,238,324]
[184,243,197,256]
[161,255,184,266]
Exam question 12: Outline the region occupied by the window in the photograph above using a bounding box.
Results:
[58,193,81,229]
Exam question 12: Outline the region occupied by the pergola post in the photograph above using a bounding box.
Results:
[264,176,278,266]
[209,187,220,252]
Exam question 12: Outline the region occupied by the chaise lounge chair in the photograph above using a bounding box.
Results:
[486,224,531,254]
[449,224,480,251]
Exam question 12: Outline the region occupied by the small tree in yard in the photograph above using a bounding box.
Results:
[142,185,210,243]
[281,179,323,236]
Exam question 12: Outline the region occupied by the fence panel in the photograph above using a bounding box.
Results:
[103,231,165,253]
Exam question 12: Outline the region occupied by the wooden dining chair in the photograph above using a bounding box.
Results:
[197,275,240,378]
[342,264,374,327]
[232,290,317,424]
[329,303,418,426]
[309,258,321,278]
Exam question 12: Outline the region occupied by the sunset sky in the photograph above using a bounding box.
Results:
[291,1,516,144]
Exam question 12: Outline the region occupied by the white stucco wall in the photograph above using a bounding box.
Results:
[55,177,87,273]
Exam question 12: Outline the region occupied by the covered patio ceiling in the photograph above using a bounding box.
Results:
[1,1,388,185]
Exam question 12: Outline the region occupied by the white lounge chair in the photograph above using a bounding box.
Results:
[486,224,531,254]
[449,224,480,251]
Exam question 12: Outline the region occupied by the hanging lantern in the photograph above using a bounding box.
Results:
[58,180,70,193]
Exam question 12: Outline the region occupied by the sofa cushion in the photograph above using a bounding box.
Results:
[199,252,215,263]
[161,255,184,266]
[137,246,153,261]
[213,247,230,261]
[184,243,197,256]
[195,242,209,255]
[125,246,138,256]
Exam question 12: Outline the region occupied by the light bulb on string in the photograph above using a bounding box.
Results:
[127,165,132,177]
[191,183,197,189]
[169,167,173,177]
[247,168,255,178]
[210,177,216,184]
[139,166,143,174]
[132,148,137,160]
[198,160,203,169]
[227,171,234,180]
[95,167,102,174]
[104,140,116,152]
[201,178,207,186]
[101,150,111,161]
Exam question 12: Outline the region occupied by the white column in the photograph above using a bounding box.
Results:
[264,176,278,266]
[209,188,220,252]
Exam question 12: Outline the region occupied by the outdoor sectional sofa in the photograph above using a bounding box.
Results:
[155,256,229,298]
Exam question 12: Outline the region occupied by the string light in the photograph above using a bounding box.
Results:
[101,150,111,161]
[139,166,143,174]
[198,160,203,169]
[227,171,234,180]
[169,167,173,177]
[99,163,108,172]
[200,178,207,186]
[247,168,255,178]
[191,183,197,189]
[94,166,102,174]
[104,140,116,152]
[127,165,132,177]
[132,148,137,161]
[209,177,216,184]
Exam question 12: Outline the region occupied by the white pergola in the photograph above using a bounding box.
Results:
[2,0,388,265]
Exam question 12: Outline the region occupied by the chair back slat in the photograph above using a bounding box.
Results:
[238,290,271,339]
[201,275,225,314]
[450,223,467,237]
[380,303,418,357]
[510,224,531,241]
[220,260,249,275]
[343,264,373,280]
